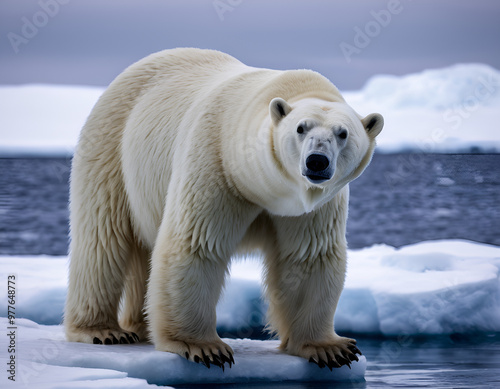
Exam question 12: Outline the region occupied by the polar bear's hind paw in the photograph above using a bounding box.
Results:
[92,331,139,345]
[67,326,140,345]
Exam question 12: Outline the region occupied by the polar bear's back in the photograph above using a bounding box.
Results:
[131,48,245,85]
[77,48,343,248]
[118,49,261,246]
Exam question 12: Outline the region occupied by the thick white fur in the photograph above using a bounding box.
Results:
[65,48,383,364]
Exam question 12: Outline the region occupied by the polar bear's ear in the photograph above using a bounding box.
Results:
[362,113,384,139]
[270,98,292,125]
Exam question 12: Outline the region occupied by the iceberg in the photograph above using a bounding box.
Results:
[0,84,103,157]
[344,63,500,153]
[1,63,500,156]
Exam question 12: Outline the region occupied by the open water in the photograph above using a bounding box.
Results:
[0,153,499,388]
[0,154,499,255]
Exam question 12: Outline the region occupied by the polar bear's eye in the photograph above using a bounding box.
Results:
[297,125,304,134]
[338,129,348,140]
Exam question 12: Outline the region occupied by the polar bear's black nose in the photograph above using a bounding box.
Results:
[306,154,330,172]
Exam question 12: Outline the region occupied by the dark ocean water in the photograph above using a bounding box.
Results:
[0,154,499,255]
[198,335,500,389]
[1,153,499,387]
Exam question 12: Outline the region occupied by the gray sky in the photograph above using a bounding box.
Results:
[1,0,499,90]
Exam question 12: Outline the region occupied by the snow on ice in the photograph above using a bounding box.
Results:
[1,240,499,386]
[1,63,500,156]
[1,318,365,387]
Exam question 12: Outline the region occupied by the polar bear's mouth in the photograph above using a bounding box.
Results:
[304,171,332,184]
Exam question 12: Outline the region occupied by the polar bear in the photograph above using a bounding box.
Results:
[65,48,383,370]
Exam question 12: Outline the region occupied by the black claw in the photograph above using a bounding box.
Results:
[326,354,333,371]
[219,350,230,368]
[349,352,359,362]
[111,334,119,344]
[202,351,211,369]
[185,352,190,360]
[212,354,222,365]
[194,355,201,364]
[327,354,341,369]
[93,337,102,345]
[218,350,234,368]
[338,355,352,368]
[104,337,112,345]
[131,332,140,342]
[119,336,128,344]
[212,354,224,371]
[125,333,135,343]
[309,357,319,366]
[317,359,326,368]
[349,345,362,355]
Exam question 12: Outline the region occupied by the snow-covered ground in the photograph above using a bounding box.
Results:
[1,63,499,155]
[1,318,365,387]
[1,240,499,386]
[0,318,366,389]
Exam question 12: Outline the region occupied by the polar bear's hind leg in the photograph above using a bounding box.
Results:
[65,140,141,346]
[119,241,150,342]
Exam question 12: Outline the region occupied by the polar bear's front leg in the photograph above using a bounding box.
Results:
[146,239,234,369]
[264,252,361,369]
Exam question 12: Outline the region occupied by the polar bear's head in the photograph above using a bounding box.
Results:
[269,97,383,189]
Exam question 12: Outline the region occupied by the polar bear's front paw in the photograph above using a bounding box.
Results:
[290,337,362,370]
[67,326,140,345]
[157,339,235,370]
